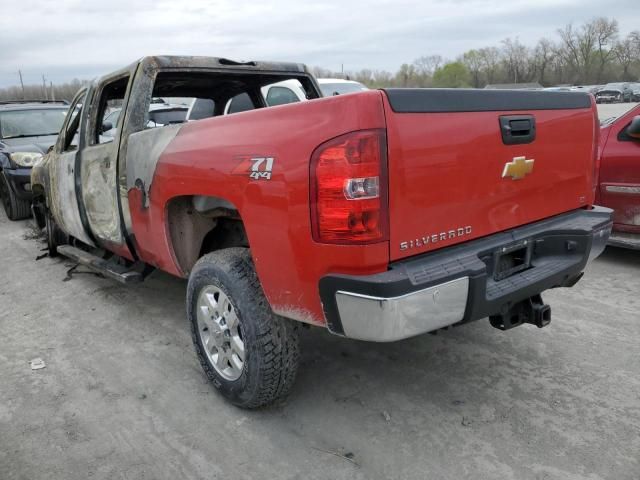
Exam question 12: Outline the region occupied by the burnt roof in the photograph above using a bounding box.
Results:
[96,55,309,86]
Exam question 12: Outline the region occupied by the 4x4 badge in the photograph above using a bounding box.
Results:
[232,156,275,180]
[502,156,534,180]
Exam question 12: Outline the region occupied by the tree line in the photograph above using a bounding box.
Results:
[314,17,640,88]
[0,78,88,103]
[1,16,638,102]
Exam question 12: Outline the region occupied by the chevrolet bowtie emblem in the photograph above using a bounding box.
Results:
[502,156,534,180]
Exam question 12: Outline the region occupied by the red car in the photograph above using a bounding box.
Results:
[597,105,640,249]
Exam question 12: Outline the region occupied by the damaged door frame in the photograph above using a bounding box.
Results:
[79,64,139,260]
[48,87,95,247]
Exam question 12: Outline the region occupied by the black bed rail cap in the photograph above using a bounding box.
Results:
[383,88,592,113]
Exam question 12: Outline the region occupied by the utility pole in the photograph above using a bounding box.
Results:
[42,74,48,100]
[18,70,25,99]
[50,81,55,101]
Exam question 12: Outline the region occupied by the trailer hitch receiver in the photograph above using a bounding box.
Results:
[490,294,551,331]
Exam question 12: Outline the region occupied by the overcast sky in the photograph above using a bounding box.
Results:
[0,0,638,87]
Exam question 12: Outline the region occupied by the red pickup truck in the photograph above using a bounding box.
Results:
[31,56,612,408]
[597,104,640,249]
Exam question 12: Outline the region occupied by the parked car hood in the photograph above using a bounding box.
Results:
[0,134,58,154]
[597,88,623,94]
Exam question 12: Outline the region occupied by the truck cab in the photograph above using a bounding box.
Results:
[32,56,321,259]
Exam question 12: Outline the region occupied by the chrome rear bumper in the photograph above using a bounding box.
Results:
[335,278,469,342]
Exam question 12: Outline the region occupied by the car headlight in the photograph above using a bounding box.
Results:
[10,152,43,167]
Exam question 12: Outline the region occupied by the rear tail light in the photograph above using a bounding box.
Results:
[310,129,388,244]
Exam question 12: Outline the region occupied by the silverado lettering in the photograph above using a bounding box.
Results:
[30,56,613,409]
[400,225,473,251]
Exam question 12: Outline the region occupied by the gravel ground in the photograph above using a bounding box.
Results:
[1,206,639,480]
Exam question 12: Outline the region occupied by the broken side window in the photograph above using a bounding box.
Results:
[93,75,130,145]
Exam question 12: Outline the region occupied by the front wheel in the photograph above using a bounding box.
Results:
[187,248,300,408]
[0,172,31,221]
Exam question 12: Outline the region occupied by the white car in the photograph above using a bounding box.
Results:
[259,78,368,102]
[317,78,368,96]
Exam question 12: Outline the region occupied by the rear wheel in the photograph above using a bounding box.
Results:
[0,171,31,221]
[187,248,300,408]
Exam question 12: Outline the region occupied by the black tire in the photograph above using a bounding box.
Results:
[0,171,31,221]
[187,248,300,408]
[46,212,67,257]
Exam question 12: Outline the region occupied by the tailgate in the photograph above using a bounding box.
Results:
[382,89,597,261]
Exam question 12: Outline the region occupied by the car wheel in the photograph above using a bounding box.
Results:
[187,248,300,408]
[0,171,31,221]
[46,212,67,257]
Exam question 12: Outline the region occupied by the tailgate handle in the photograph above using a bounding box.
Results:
[499,115,536,145]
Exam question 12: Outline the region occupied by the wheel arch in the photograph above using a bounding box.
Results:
[165,194,249,275]
[0,152,10,170]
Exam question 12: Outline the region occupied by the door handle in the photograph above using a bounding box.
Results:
[500,115,536,145]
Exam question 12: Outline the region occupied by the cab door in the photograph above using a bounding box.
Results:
[79,69,135,259]
[599,107,640,230]
[48,87,95,246]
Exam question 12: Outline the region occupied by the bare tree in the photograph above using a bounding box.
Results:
[592,17,619,82]
[614,34,637,80]
[412,55,443,77]
[395,63,416,87]
[371,70,393,87]
[478,47,501,85]
[501,38,530,83]
[533,38,555,85]
[462,50,483,87]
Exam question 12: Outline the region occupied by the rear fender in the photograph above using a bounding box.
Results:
[129,91,390,326]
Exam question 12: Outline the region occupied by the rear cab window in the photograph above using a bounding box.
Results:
[163,73,317,122]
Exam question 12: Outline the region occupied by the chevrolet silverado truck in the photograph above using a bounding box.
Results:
[31,56,613,408]
[597,104,640,249]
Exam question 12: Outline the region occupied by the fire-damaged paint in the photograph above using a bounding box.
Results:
[125,124,181,208]
[49,149,95,246]
[597,104,640,249]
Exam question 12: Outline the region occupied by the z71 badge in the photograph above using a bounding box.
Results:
[232,155,275,180]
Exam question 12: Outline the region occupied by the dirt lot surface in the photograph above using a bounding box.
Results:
[1,210,639,480]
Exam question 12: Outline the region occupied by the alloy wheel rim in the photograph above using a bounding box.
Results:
[196,285,245,381]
